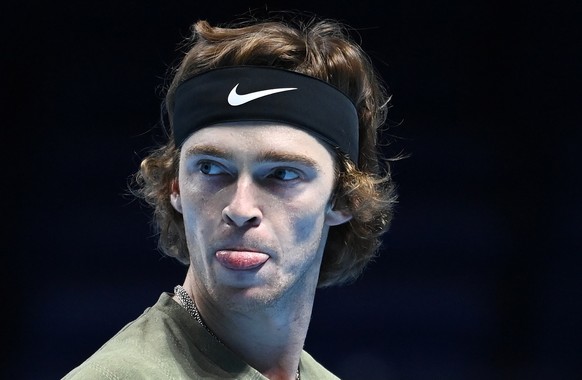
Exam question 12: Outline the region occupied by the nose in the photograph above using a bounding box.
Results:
[222,176,262,227]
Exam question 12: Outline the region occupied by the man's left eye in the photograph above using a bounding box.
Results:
[269,168,300,181]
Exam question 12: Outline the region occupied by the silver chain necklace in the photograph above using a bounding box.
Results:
[173,285,300,380]
[174,285,223,344]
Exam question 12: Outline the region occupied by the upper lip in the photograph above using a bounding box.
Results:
[217,247,271,256]
[213,231,276,256]
[215,239,274,256]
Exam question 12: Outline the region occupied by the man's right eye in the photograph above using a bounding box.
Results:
[198,161,226,175]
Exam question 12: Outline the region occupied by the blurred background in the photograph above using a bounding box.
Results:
[4,0,580,379]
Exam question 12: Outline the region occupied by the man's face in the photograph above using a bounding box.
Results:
[171,122,350,310]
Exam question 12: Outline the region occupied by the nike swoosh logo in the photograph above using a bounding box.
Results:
[227,84,298,106]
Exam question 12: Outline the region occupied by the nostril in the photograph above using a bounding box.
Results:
[222,207,261,227]
[222,213,234,225]
[246,216,259,226]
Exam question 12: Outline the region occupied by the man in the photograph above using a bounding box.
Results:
[63,14,396,380]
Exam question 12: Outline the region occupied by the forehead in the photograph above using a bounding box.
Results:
[181,122,336,162]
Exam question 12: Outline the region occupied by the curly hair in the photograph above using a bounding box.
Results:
[133,15,397,287]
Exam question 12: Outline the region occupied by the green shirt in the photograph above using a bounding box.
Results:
[62,292,339,379]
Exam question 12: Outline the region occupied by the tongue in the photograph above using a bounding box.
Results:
[216,251,269,270]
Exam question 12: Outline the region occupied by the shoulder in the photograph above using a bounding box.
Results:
[61,293,197,379]
[300,351,341,380]
[61,350,163,379]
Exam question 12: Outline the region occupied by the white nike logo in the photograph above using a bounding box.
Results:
[227,84,298,106]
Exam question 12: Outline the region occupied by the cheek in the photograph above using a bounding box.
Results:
[180,190,211,230]
[284,202,328,246]
[281,184,333,245]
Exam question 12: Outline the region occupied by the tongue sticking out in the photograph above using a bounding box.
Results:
[215,250,270,270]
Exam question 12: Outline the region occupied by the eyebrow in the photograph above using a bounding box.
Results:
[184,145,320,170]
[184,145,233,160]
[257,150,320,170]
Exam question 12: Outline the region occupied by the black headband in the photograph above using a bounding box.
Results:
[172,66,359,164]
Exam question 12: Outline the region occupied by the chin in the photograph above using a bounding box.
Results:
[213,282,290,311]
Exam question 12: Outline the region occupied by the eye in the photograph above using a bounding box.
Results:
[269,168,301,181]
[198,161,227,175]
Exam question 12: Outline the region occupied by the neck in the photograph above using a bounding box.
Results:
[182,268,317,380]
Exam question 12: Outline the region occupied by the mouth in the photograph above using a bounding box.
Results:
[215,249,270,271]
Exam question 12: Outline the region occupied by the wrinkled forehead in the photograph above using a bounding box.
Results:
[172,66,359,165]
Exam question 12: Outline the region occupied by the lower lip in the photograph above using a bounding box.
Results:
[215,250,270,270]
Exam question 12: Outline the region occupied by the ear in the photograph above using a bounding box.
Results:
[170,179,182,214]
[324,206,352,226]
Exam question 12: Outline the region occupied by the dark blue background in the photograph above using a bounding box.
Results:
[5,1,581,379]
